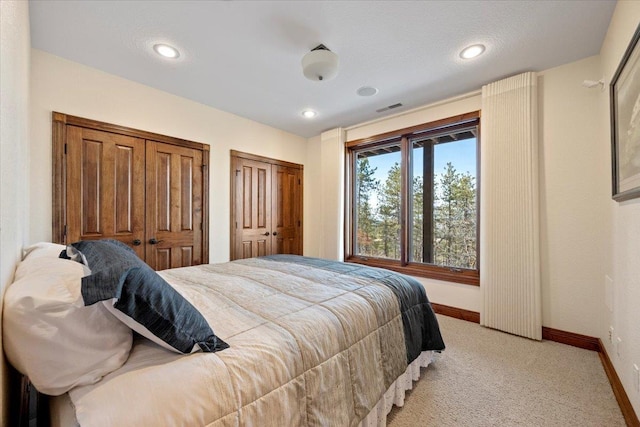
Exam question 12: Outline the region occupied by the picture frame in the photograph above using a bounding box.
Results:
[611,23,640,202]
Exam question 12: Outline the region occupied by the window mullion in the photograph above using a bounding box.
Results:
[349,149,356,258]
[424,141,434,264]
[401,136,409,266]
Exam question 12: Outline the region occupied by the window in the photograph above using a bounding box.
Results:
[346,112,480,285]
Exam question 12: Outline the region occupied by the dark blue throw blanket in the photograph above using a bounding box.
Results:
[262,255,445,363]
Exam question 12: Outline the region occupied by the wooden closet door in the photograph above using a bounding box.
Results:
[232,157,272,260]
[145,141,203,270]
[272,165,302,255]
[66,126,146,257]
[230,151,303,260]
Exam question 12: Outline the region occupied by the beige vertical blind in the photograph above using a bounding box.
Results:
[480,72,542,340]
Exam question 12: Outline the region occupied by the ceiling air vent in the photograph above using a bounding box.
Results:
[376,103,403,113]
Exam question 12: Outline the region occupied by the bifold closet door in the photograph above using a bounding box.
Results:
[55,112,209,270]
[272,165,302,255]
[65,126,146,258]
[145,141,204,270]
[232,156,273,260]
[231,151,303,261]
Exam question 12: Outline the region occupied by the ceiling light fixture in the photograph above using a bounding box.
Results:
[153,43,180,59]
[301,110,317,118]
[459,44,485,60]
[302,44,339,82]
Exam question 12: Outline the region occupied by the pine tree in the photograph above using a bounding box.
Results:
[355,157,379,256]
[453,172,477,269]
[357,157,475,268]
[433,162,476,269]
[412,175,424,262]
[377,163,402,259]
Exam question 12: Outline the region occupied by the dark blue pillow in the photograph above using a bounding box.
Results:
[61,240,228,354]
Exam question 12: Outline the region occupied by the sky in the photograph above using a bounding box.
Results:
[365,137,477,188]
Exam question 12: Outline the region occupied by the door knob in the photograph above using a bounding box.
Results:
[132,239,142,246]
[149,238,163,245]
[263,232,270,236]
[272,232,278,236]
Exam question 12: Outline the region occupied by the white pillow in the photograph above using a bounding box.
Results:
[19,241,69,263]
[2,242,133,395]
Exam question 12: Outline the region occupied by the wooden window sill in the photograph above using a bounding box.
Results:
[345,256,480,286]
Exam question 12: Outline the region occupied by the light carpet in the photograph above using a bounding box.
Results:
[387,314,626,426]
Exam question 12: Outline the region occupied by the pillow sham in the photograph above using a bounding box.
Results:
[64,239,229,354]
[3,242,132,395]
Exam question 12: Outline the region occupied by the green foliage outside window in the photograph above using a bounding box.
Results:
[355,145,477,271]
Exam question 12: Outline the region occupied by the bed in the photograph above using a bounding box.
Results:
[3,241,445,426]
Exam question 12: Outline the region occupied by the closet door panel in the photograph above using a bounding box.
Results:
[181,156,194,230]
[146,141,203,270]
[272,165,302,255]
[80,138,102,235]
[156,248,172,271]
[66,126,145,258]
[114,145,138,234]
[231,157,272,260]
[155,152,172,232]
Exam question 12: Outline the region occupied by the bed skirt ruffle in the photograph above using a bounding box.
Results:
[358,350,437,427]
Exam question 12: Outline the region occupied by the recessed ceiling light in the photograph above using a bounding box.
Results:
[302,110,317,118]
[460,44,485,60]
[357,86,379,97]
[153,44,180,59]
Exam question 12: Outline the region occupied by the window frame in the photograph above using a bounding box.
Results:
[345,111,481,286]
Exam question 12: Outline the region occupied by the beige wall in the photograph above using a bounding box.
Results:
[304,128,345,261]
[29,50,308,263]
[0,1,31,423]
[600,0,640,414]
[303,134,322,257]
[538,55,609,337]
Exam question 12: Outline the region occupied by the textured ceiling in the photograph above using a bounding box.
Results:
[29,1,616,138]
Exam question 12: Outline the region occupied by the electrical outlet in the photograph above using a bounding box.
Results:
[616,337,623,358]
[634,364,639,393]
[609,327,614,344]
